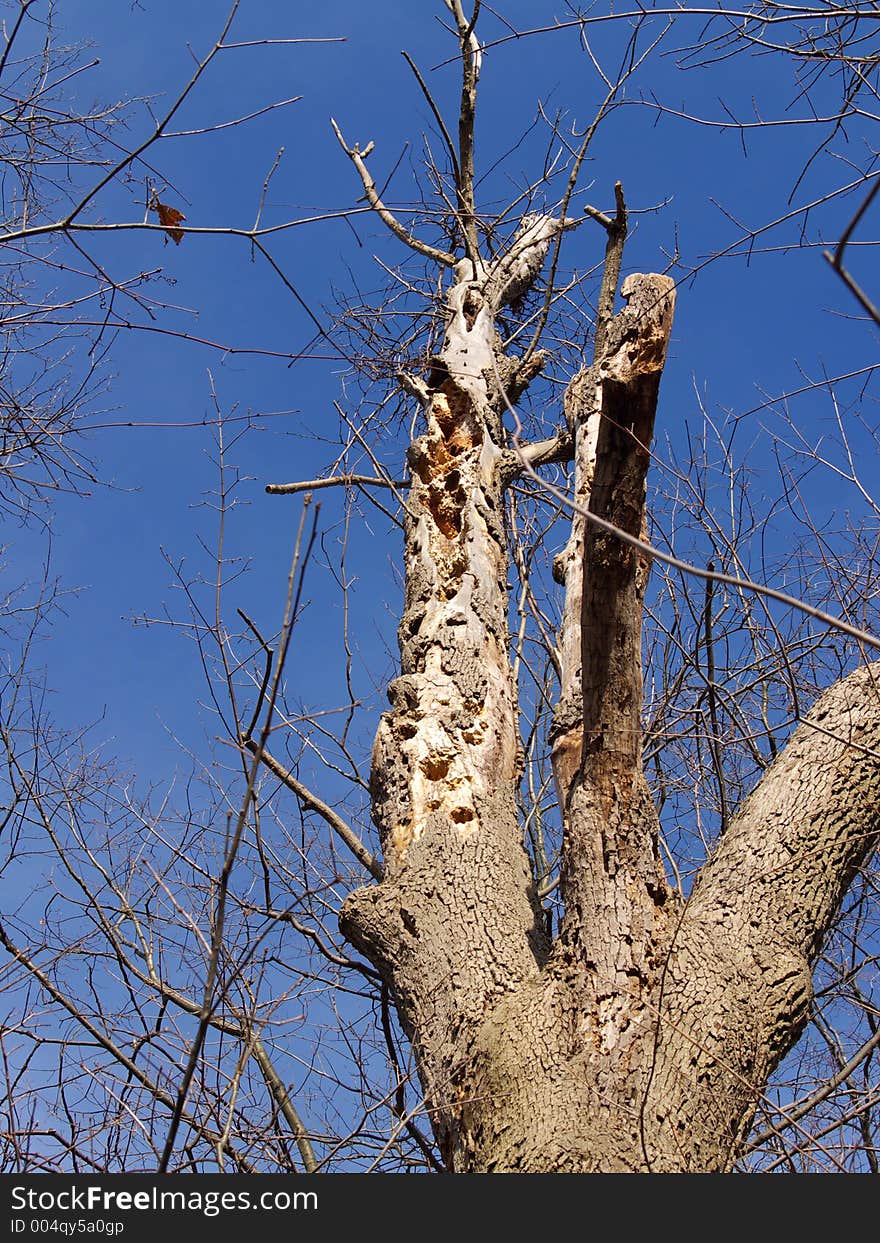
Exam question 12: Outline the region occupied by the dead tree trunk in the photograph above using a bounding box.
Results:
[336,6,880,1171]
[339,230,880,1169]
[340,216,572,1168]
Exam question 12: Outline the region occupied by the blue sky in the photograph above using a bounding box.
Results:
[2,1,878,1168]
[0,0,874,892]
[14,0,872,794]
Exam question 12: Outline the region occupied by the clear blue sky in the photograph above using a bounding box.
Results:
[3,0,878,1173]
[15,0,872,793]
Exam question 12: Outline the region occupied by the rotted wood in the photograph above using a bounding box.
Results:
[580,272,676,778]
[554,272,677,984]
[552,273,676,811]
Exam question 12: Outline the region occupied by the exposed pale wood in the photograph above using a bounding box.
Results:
[340,240,552,1165]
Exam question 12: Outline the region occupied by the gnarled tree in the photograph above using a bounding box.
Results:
[3,0,879,1176]
[322,1,880,1172]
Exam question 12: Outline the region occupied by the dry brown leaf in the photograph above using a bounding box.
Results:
[152,200,186,245]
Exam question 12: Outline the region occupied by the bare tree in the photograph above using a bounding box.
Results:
[323,0,880,1172]
[2,0,879,1174]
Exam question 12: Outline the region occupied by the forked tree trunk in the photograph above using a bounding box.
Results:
[340,224,880,1172]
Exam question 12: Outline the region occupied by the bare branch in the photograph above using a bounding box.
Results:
[331,118,454,267]
[266,474,406,496]
[242,738,383,881]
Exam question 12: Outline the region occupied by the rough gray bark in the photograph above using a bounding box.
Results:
[644,661,880,1169]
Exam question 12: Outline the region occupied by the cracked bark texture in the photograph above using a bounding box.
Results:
[339,236,880,1171]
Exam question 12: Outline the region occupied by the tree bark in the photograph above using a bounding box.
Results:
[340,222,565,1167]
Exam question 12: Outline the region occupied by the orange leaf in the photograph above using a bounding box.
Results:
[153,200,186,245]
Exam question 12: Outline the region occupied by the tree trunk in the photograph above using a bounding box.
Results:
[340,228,880,1171]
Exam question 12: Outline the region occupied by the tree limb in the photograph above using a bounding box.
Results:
[242,737,383,880]
[252,1038,319,1173]
[645,661,880,1168]
[266,474,406,495]
[444,0,482,262]
[331,119,454,267]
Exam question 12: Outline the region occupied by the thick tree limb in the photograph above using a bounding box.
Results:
[552,271,677,991]
[551,273,676,812]
[340,239,554,1167]
[579,273,676,776]
[642,660,880,1168]
[687,660,880,967]
[483,213,579,311]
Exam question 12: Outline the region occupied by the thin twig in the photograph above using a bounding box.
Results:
[159,497,321,1171]
[703,561,730,835]
[242,739,383,881]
